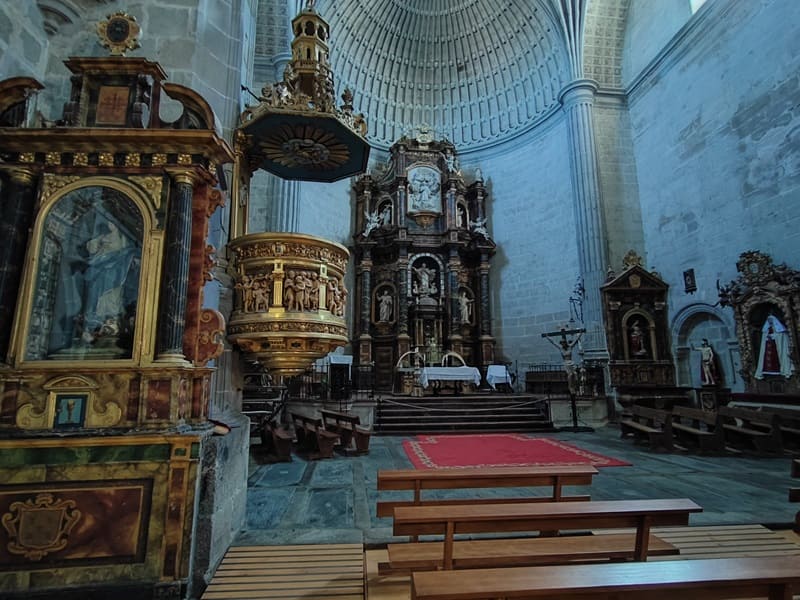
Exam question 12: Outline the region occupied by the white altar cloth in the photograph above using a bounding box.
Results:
[486,365,512,390]
[419,366,482,388]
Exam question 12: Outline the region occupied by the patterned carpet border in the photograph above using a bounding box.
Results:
[403,433,631,469]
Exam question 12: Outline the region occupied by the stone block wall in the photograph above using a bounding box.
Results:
[0,4,48,87]
[476,117,579,368]
[627,0,800,324]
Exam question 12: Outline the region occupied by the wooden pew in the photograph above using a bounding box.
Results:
[670,405,725,453]
[259,420,293,462]
[320,408,372,454]
[619,405,674,451]
[718,405,783,455]
[390,498,701,572]
[410,555,800,600]
[791,458,800,533]
[289,411,339,459]
[376,465,597,518]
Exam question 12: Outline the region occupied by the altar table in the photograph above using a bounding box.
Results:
[486,365,512,390]
[419,366,482,389]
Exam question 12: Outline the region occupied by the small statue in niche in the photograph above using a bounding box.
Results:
[755,315,794,378]
[378,289,393,322]
[692,338,718,385]
[412,261,437,297]
[380,204,392,227]
[628,320,648,358]
[457,205,467,228]
[458,290,474,324]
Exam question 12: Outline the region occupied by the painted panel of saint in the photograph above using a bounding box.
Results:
[26,186,144,360]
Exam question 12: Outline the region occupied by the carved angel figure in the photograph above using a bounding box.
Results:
[469,216,489,238]
[363,208,381,238]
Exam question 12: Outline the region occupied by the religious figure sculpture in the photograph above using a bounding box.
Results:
[469,216,489,238]
[408,169,440,211]
[458,290,473,324]
[544,327,583,394]
[378,289,393,322]
[692,338,718,385]
[457,205,467,229]
[363,208,380,238]
[412,261,436,297]
[629,320,648,357]
[755,315,794,378]
[76,220,138,345]
[379,204,392,227]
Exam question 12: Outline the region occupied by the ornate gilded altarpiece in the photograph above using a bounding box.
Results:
[352,130,496,390]
[718,250,800,395]
[602,252,683,406]
[0,16,232,599]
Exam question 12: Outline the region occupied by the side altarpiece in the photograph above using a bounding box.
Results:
[352,132,496,390]
[719,250,799,396]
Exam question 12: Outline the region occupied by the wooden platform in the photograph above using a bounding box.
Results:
[366,525,800,600]
[202,543,364,600]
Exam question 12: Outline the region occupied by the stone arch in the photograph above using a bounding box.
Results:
[583,0,631,88]
[671,303,739,391]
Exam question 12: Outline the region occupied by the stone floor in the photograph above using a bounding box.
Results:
[237,425,799,548]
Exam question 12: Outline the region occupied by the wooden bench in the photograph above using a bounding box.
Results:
[670,405,725,453]
[390,498,701,572]
[377,465,597,518]
[620,405,673,451]
[319,409,371,454]
[410,555,800,600]
[792,459,800,533]
[718,405,783,455]
[289,411,339,459]
[259,420,293,462]
[765,407,800,449]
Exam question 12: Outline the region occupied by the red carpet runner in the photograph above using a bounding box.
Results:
[403,433,631,469]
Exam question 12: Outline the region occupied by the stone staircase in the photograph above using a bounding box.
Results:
[374,393,554,434]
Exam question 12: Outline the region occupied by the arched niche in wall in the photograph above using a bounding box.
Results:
[17,179,158,365]
[672,303,737,391]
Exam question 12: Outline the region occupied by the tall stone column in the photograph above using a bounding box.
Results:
[266,175,299,233]
[0,168,37,361]
[157,171,196,360]
[560,79,608,358]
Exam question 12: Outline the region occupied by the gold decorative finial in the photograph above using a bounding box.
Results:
[96,12,141,56]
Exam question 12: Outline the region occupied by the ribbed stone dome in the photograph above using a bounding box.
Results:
[319,0,570,151]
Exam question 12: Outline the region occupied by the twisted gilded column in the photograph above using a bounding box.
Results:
[157,171,196,360]
[0,168,37,360]
[560,79,608,358]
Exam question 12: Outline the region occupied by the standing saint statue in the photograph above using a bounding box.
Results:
[458,290,473,324]
[692,339,718,385]
[378,289,393,322]
[755,315,795,378]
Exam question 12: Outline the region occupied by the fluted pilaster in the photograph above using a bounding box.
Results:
[157,172,195,360]
[266,174,300,232]
[478,258,491,336]
[0,169,37,360]
[560,79,608,357]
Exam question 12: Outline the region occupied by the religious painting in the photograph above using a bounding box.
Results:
[53,393,87,428]
[406,165,441,214]
[25,186,144,361]
[95,86,130,125]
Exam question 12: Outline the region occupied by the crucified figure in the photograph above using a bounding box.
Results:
[542,326,584,394]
